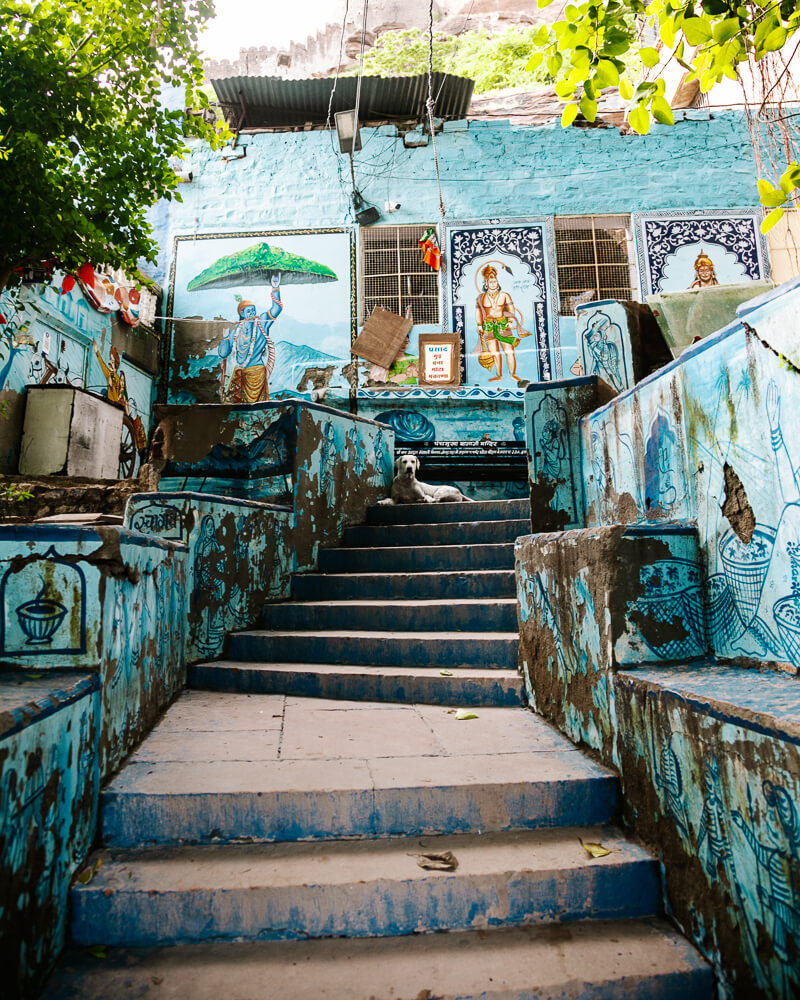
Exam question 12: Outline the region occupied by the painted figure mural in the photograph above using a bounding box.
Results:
[217,278,281,403]
[474,263,532,382]
[583,312,623,392]
[171,232,354,407]
[689,252,720,289]
[447,222,560,385]
[635,212,767,295]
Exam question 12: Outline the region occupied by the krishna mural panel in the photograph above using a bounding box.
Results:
[168,230,356,407]
[446,221,561,387]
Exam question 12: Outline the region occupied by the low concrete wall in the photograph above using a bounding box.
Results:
[0,401,394,997]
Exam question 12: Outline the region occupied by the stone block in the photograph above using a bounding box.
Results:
[575,299,671,394]
[515,522,708,758]
[524,375,606,531]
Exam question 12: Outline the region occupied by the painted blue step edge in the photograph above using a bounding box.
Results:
[70,858,661,948]
[226,632,519,669]
[101,774,620,847]
[290,571,518,601]
[259,602,519,633]
[366,499,531,525]
[188,663,524,707]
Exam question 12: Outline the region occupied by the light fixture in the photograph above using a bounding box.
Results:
[353,191,380,226]
[335,110,363,154]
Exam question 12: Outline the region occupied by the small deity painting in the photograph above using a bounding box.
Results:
[447,222,560,385]
[689,252,720,289]
[636,212,767,295]
[474,263,533,383]
[170,231,354,407]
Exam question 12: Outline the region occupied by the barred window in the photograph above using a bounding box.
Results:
[360,224,441,325]
[554,215,638,315]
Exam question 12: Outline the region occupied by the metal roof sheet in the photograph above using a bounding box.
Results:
[210,74,475,129]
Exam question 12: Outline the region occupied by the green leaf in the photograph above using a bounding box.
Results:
[580,93,598,122]
[681,16,713,45]
[762,207,785,233]
[779,163,800,194]
[534,24,550,45]
[525,52,545,72]
[640,46,660,67]
[537,0,555,7]
[555,78,576,99]
[547,52,563,76]
[619,76,634,100]
[758,178,777,199]
[712,18,741,44]
[439,669,454,676]
[761,188,789,208]
[594,58,620,87]
[565,4,580,19]
[562,103,579,127]
[455,710,479,720]
[759,25,788,55]
[629,104,651,134]
[652,96,675,125]
[87,945,108,959]
[660,18,677,47]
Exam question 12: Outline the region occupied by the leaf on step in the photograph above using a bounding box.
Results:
[87,945,108,959]
[77,859,102,885]
[439,669,454,676]
[579,837,618,859]
[455,710,478,720]
[412,851,459,872]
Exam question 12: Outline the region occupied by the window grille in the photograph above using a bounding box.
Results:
[360,224,441,325]
[554,215,638,315]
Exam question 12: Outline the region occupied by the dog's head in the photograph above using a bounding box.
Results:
[395,454,419,479]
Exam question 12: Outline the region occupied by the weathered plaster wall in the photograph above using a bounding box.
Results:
[159,112,760,275]
[0,674,100,998]
[0,280,160,476]
[515,277,800,998]
[155,111,763,501]
[0,525,189,775]
[616,666,800,998]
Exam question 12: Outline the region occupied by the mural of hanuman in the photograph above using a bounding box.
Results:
[219,274,282,403]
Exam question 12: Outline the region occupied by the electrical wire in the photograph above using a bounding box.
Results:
[325,0,350,131]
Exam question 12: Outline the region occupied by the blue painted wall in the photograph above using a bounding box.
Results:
[156,110,764,499]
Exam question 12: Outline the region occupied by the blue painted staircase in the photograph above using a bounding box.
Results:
[45,499,713,999]
[191,497,530,708]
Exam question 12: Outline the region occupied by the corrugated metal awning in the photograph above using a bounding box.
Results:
[210,74,475,129]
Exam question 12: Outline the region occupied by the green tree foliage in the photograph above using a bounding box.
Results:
[343,26,553,94]
[525,0,800,230]
[0,0,227,292]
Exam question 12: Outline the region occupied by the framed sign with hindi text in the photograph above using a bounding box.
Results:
[418,333,461,387]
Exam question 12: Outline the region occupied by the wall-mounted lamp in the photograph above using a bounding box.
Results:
[353,191,380,226]
[335,110,363,154]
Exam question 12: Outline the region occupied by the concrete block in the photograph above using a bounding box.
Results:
[524,375,606,531]
[515,522,708,758]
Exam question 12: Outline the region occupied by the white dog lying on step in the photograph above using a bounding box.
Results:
[384,454,474,504]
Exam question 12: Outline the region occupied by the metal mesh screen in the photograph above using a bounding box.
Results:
[554,215,638,315]
[360,224,441,325]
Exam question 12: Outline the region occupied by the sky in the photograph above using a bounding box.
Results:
[200,0,340,60]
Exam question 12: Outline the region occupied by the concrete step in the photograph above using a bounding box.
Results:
[343,518,530,548]
[290,569,517,601]
[318,542,515,574]
[70,826,660,948]
[367,497,531,525]
[260,599,519,633]
[227,629,519,669]
[45,919,714,1000]
[189,662,525,706]
[99,696,618,846]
